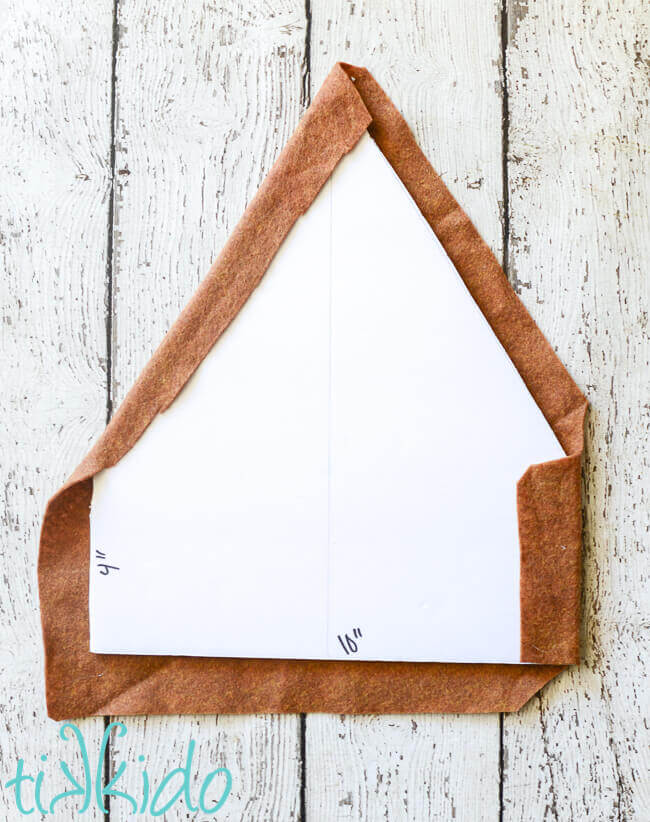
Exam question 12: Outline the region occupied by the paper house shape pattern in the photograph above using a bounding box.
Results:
[89,132,564,665]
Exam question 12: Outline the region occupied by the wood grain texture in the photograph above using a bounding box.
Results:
[307,2,504,819]
[503,1,650,819]
[109,714,301,819]
[0,1,113,818]
[107,1,307,818]
[307,714,499,821]
[2,0,648,819]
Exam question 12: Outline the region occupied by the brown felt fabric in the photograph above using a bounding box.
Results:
[38,63,586,720]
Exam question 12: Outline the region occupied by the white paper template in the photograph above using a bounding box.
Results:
[90,132,564,663]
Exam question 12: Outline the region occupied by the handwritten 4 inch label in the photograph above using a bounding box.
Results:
[337,628,363,655]
[95,549,119,576]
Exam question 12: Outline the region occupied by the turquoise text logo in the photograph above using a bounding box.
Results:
[4,721,232,816]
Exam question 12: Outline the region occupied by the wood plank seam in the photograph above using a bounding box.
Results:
[499,0,509,818]
[300,3,311,819]
[104,0,121,818]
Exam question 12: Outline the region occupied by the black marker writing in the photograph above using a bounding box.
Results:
[96,549,119,576]
[337,627,363,655]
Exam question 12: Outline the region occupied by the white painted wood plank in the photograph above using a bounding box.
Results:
[109,714,301,819]
[308,714,500,820]
[503,1,650,819]
[107,1,307,818]
[0,0,113,818]
[307,1,504,818]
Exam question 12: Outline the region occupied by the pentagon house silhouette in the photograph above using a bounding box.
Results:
[39,63,587,719]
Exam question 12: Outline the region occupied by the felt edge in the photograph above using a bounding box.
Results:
[518,403,587,664]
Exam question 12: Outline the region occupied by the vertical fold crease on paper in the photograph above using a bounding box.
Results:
[38,62,586,719]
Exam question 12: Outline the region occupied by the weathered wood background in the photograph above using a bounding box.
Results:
[1,0,648,819]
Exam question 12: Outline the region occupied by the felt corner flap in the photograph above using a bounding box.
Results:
[518,450,584,665]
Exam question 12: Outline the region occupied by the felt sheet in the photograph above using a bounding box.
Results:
[38,63,587,719]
